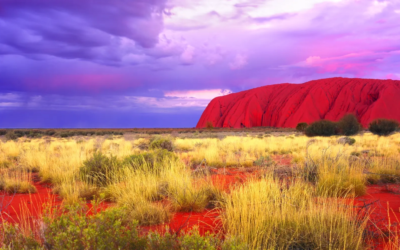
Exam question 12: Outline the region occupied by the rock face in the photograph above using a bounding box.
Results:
[196,77,400,128]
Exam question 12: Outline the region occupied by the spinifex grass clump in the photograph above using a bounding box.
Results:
[123,149,178,171]
[0,169,37,194]
[222,175,367,250]
[168,178,222,212]
[80,152,121,187]
[366,157,400,184]
[303,146,366,197]
[149,137,173,151]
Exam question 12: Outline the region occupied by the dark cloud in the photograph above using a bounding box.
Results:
[0,0,166,63]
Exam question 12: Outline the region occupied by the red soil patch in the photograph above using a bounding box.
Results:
[0,182,61,224]
[141,209,221,236]
[0,176,111,225]
[272,155,292,165]
[356,185,400,249]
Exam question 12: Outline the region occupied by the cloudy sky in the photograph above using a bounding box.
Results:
[1,0,399,128]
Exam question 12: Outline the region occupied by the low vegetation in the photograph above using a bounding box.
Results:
[369,118,399,136]
[305,114,362,137]
[295,122,308,132]
[305,119,337,136]
[1,128,400,249]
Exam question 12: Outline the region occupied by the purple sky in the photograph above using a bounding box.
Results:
[1,0,400,128]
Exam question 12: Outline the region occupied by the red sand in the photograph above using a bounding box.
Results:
[356,185,400,249]
[196,77,400,128]
[141,209,221,236]
[0,177,111,225]
[0,181,61,224]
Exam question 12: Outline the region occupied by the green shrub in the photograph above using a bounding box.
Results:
[253,155,275,167]
[96,131,107,136]
[147,228,248,250]
[60,131,77,138]
[5,131,18,141]
[296,122,308,132]
[45,129,56,136]
[27,129,43,138]
[337,114,361,135]
[149,137,173,152]
[13,130,27,137]
[369,119,399,136]
[305,120,337,137]
[0,129,7,136]
[0,222,41,249]
[43,205,147,250]
[80,152,121,186]
[123,150,178,171]
[59,132,69,138]
[337,137,356,145]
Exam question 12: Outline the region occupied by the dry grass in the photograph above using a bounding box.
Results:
[0,170,37,194]
[2,131,400,248]
[222,175,367,250]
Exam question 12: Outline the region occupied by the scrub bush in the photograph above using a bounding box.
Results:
[296,122,308,132]
[337,114,361,135]
[80,152,121,186]
[369,119,399,136]
[123,150,177,171]
[305,120,337,136]
[43,205,147,250]
[5,131,18,141]
[206,121,214,129]
[149,137,173,152]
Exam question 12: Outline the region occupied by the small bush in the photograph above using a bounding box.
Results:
[80,152,121,186]
[43,205,147,250]
[296,122,308,132]
[169,184,220,212]
[369,119,399,136]
[45,129,56,136]
[337,137,356,145]
[206,121,214,129]
[147,229,248,250]
[253,155,275,167]
[123,150,177,171]
[4,182,37,194]
[5,131,18,141]
[13,130,27,137]
[128,201,171,226]
[0,129,7,136]
[59,132,69,138]
[149,137,173,152]
[337,114,361,135]
[96,131,107,136]
[305,120,337,137]
[0,222,41,249]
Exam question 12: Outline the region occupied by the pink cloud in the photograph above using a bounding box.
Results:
[164,89,232,99]
[386,73,400,80]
